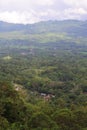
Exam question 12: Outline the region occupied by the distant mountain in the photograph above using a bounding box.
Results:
[0,20,87,37]
[0,21,26,32]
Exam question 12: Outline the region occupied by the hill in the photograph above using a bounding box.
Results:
[0,20,87,36]
[0,20,87,129]
[0,20,87,46]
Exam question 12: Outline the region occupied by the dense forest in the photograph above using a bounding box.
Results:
[0,20,87,129]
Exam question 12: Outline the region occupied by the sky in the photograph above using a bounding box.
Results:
[0,0,87,24]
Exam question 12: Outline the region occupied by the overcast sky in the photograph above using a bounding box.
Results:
[0,0,87,24]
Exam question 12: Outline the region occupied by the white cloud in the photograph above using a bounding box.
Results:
[0,11,41,24]
[0,0,87,23]
[35,0,54,6]
[64,0,87,9]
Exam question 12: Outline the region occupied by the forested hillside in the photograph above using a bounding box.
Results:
[0,20,87,129]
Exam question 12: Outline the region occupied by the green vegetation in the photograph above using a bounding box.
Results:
[0,20,87,129]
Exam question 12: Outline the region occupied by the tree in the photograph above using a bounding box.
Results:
[29,112,58,129]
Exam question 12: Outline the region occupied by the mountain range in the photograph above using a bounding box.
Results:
[0,20,87,36]
[0,20,87,45]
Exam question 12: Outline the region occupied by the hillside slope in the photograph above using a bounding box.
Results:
[0,20,87,37]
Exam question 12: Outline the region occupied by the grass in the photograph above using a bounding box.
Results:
[3,55,12,60]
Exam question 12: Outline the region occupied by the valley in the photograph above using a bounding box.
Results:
[0,20,87,130]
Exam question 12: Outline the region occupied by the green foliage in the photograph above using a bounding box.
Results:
[0,81,87,129]
[29,112,57,129]
[0,20,87,129]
